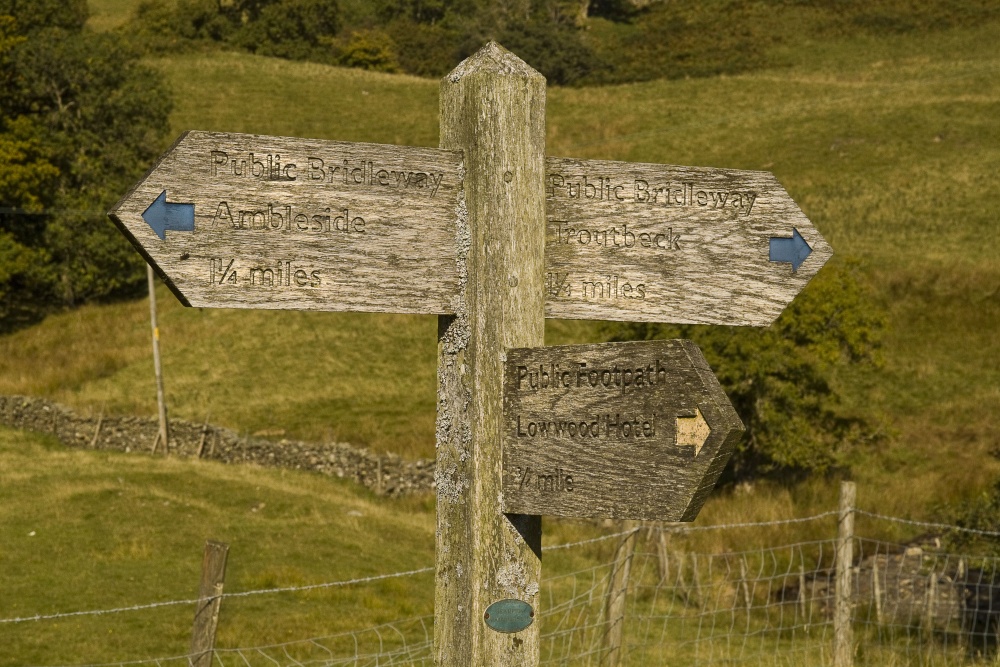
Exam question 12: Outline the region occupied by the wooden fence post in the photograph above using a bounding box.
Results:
[603,525,639,667]
[189,540,229,667]
[872,554,883,625]
[148,264,169,453]
[89,406,104,449]
[799,562,808,623]
[739,556,752,616]
[834,481,856,667]
[923,573,937,637]
[435,42,546,667]
[657,531,669,584]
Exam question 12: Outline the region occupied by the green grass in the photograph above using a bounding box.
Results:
[0,426,437,666]
[0,293,441,458]
[158,52,441,147]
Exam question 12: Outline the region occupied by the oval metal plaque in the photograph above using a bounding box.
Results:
[484,599,534,633]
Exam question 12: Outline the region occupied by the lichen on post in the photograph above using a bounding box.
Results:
[435,42,547,667]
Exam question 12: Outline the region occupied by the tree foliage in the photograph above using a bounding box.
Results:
[132,0,1000,84]
[0,4,172,331]
[605,260,886,482]
[137,0,606,84]
[940,479,1000,558]
[234,0,341,60]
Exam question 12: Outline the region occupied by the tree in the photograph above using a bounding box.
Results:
[336,29,400,72]
[0,0,87,32]
[0,5,172,331]
[235,0,341,61]
[605,260,885,482]
[497,16,601,85]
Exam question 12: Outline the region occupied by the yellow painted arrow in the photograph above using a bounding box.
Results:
[677,408,711,457]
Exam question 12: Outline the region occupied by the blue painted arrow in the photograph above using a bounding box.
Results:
[769,228,812,272]
[141,190,194,240]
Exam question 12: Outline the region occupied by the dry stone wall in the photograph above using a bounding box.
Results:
[0,395,434,497]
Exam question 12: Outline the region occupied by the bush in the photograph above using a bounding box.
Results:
[0,8,172,331]
[335,29,400,72]
[604,260,886,482]
[385,19,464,78]
[498,17,603,86]
[235,0,341,62]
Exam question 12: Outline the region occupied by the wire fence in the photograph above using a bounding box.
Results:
[11,497,1000,667]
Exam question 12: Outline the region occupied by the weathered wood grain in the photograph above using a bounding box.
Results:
[111,137,828,327]
[435,42,546,667]
[147,265,169,453]
[109,131,463,315]
[502,339,744,521]
[542,156,832,326]
[189,540,229,667]
[602,524,638,667]
[834,481,856,667]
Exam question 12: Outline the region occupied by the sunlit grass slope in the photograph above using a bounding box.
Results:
[1,22,998,510]
[0,294,441,458]
[159,51,441,147]
[86,0,142,32]
[0,426,436,666]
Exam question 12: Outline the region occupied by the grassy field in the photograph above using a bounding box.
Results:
[0,426,437,665]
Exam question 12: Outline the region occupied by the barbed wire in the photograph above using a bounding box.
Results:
[0,511,874,627]
[856,509,1000,538]
[542,528,637,551]
[0,567,434,626]
[17,507,1000,667]
[32,654,193,667]
[655,511,840,534]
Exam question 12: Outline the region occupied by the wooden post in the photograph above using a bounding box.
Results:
[676,551,696,607]
[196,413,210,458]
[435,42,546,667]
[799,562,808,623]
[834,481,856,667]
[148,264,169,453]
[923,573,937,636]
[602,525,639,667]
[739,557,752,613]
[657,531,669,584]
[89,406,104,449]
[189,540,229,667]
[872,555,883,625]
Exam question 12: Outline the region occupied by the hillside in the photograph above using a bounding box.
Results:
[0,426,438,664]
[0,20,997,515]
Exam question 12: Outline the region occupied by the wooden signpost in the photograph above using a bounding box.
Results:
[503,339,743,521]
[110,138,829,325]
[110,41,829,667]
[110,131,464,315]
[543,157,831,326]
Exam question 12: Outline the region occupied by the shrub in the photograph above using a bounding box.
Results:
[335,29,400,72]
